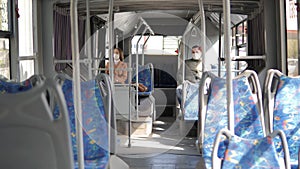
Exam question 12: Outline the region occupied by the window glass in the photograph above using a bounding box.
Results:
[18,0,33,56]
[0,0,9,31]
[19,60,34,81]
[286,0,298,76]
[237,24,242,45]
[232,27,236,46]
[18,0,35,80]
[243,21,247,44]
[132,36,181,55]
[0,38,10,78]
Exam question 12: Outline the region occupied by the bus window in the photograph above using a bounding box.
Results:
[18,0,35,81]
[286,0,298,76]
[0,38,10,79]
[0,0,9,32]
[131,36,181,55]
[0,0,11,79]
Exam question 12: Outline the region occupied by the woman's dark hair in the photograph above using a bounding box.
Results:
[115,48,124,61]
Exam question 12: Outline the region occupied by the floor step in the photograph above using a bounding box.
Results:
[117,116,153,137]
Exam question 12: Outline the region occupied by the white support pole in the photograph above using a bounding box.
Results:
[128,36,132,148]
[218,13,222,77]
[135,35,143,119]
[142,36,150,65]
[181,36,185,83]
[223,0,234,132]
[116,34,119,48]
[279,0,287,74]
[108,0,114,156]
[128,21,143,147]
[140,17,154,35]
[135,27,147,119]
[198,0,206,72]
[108,0,114,85]
[70,1,84,169]
[94,31,99,76]
[32,0,39,75]
[86,0,92,80]
[132,22,143,37]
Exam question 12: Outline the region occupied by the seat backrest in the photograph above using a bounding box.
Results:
[55,74,109,161]
[0,78,74,169]
[132,63,154,95]
[182,80,199,120]
[0,75,44,94]
[199,70,265,169]
[212,129,290,169]
[265,69,300,167]
[96,73,116,154]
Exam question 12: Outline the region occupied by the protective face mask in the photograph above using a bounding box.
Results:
[192,51,202,60]
[114,54,120,60]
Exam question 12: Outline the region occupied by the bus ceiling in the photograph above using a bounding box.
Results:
[54,0,262,17]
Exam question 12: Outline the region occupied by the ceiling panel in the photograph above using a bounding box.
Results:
[55,0,261,17]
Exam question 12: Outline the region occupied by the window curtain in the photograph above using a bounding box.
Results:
[53,6,85,71]
[247,12,265,73]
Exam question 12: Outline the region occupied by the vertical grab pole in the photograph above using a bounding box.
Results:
[279,0,287,74]
[108,0,114,155]
[128,21,142,147]
[136,34,143,119]
[181,36,185,83]
[197,0,206,72]
[223,0,234,132]
[135,27,147,119]
[108,0,114,85]
[218,13,222,77]
[86,0,92,80]
[128,36,132,148]
[142,35,150,66]
[70,1,84,169]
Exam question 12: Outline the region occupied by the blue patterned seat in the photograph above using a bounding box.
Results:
[179,80,199,120]
[0,75,44,94]
[0,78,74,169]
[265,69,300,169]
[132,63,153,96]
[0,78,32,93]
[212,129,290,169]
[199,70,265,169]
[55,79,109,169]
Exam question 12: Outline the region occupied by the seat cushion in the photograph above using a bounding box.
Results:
[222,136,281,169]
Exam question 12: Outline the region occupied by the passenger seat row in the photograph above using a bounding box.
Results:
[0,73,116,169]
[198,69,298,169]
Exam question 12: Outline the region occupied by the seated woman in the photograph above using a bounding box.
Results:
[105,48,128,84]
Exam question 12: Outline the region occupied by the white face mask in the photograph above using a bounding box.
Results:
[114,54,120,61]
[192,51,202,60]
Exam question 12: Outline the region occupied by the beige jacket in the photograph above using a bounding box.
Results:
[105,61,128,84]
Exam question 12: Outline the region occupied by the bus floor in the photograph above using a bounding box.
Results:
[117,116,205,169]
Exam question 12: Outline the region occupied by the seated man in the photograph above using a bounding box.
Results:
[177,45,203,104]
[185,45,203,82]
